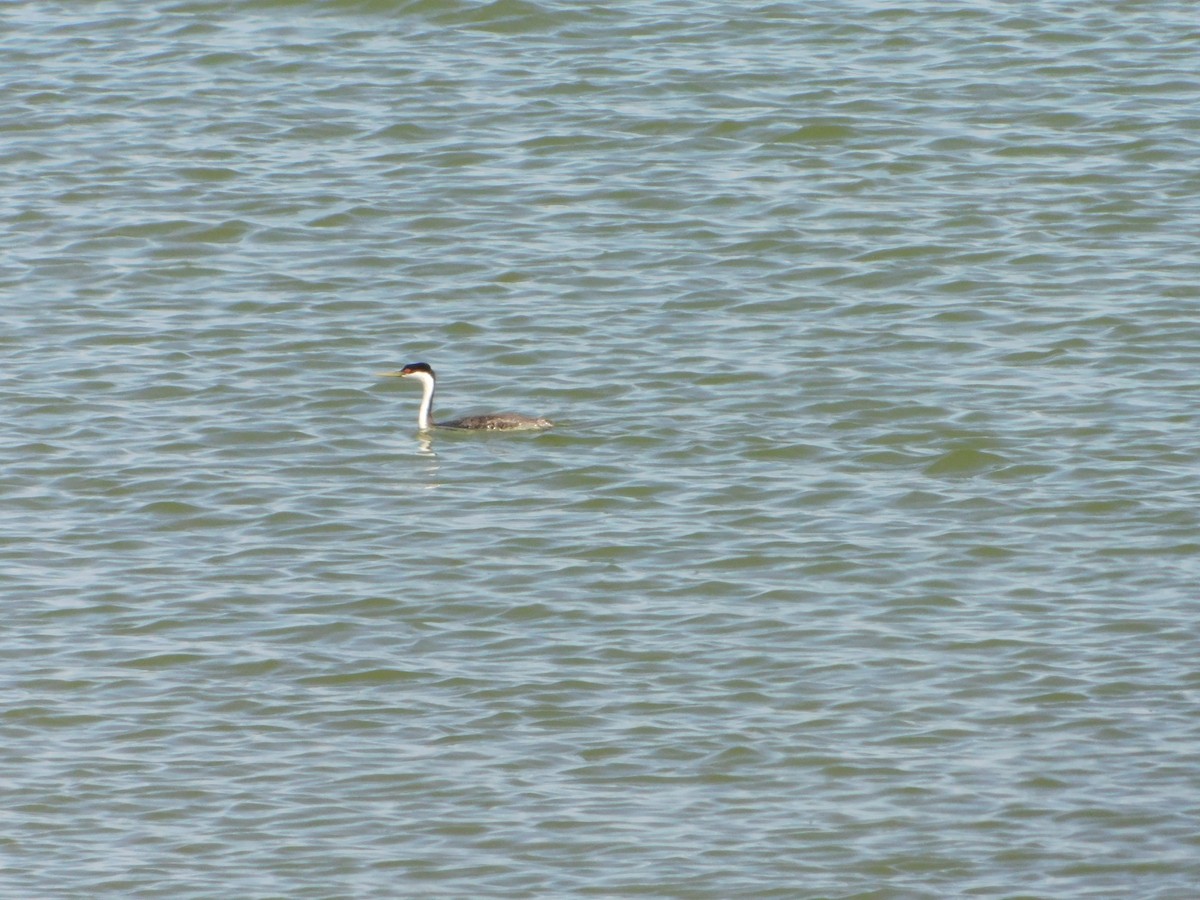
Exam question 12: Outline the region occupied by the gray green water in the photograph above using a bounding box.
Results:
[3,1,1200,897]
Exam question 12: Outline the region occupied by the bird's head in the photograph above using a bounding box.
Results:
[379,362,434,379]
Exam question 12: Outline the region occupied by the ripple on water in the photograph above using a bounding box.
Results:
[3,1,1200,897]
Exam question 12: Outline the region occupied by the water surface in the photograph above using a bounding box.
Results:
[3,2,1199,897]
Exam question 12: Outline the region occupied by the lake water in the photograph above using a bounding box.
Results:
[3,2,1199,897]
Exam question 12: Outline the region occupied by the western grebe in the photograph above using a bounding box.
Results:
[380,362,553,431]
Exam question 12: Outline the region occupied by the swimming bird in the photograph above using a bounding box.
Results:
[380,362,553,431]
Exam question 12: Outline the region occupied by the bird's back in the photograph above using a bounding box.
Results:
[439,412,552,431]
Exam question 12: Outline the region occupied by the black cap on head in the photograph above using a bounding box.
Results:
[401,362,434,375]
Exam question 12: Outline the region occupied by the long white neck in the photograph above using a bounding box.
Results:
[411,371,436,430]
